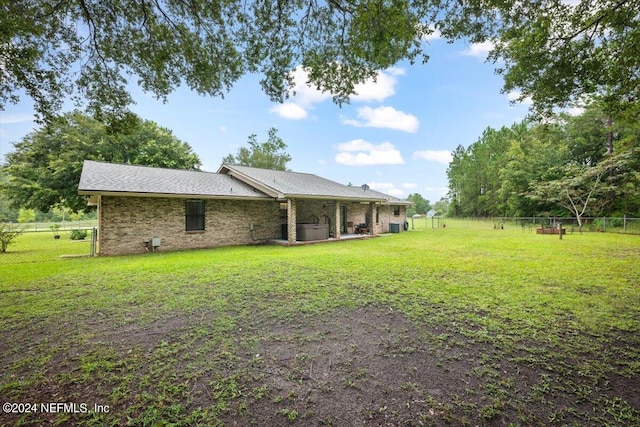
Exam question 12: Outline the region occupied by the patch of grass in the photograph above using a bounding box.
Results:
[0,230,92,265]
[1,219,639,425]
[277,407,299,421]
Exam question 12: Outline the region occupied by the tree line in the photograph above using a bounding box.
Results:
[0,111,291,218]
[446,101,640,223]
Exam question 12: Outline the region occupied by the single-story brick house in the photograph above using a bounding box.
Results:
[78,160,411,255]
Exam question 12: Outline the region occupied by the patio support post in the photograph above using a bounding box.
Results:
[97,195,102,254]
[287,199,297,245]
[368,202,375,235]
[334,202,341,239]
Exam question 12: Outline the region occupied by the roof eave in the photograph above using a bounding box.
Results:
[282,193,386,203]
[384,201,413,206]
[78,189,273,201]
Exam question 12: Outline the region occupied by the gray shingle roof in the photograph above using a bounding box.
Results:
[219,164,392,202]
[78,161,271,199]
[365,189,414,205]
[79,161,412,205]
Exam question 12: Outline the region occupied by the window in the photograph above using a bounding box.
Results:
[393,206,400,216]
[185,200,205,231]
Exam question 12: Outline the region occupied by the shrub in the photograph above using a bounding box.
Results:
[0,222,24,252]
[70,229,88,240]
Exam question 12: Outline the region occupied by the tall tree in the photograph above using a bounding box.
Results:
[0,171,19,222]
[17,208,35,223]
[497,124,567,217]
[406,193,431,216]
[2,1,637,120]
[223,128,291,171]
[562,101,622,167]
[447,103,640,218]
[528,163,610,232]
[1,111,201,212]
[447,145,469,216]
[611,103,640,215]
[439,0,640,115]
[448,124,525,217]
[433,198,449,216]
[1,0,423,121]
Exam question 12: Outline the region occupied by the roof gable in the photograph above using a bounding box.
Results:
[218,164,388,202]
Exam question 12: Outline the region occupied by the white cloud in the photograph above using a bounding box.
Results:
[343,106,419,133]
[387,188,405,197]
[0,113,34,124]
[413,150,453,165]
[269,67,330,119]
[422,186,449,197]
[351,68,405,103]
[368,182,394,191]
[269,102,308,120]
[288,67,332,107]
[422,25,442,41]
[270,66,406,120]
[402,183,418,189]
[461,41,495,59]
[335,139,404,166]
[506,91,533,106]
[368,182,404,198]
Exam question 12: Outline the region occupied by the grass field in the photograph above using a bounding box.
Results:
[1,219,639,426]
[0,230,94,265]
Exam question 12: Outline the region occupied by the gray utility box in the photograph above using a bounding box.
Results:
[389,223,400,233]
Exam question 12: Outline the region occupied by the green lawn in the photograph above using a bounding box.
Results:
[1,220,639,426]
[0,230,93,265]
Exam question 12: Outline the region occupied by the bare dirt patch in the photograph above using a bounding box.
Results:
[2,305,638,426]
[213,305,540,426]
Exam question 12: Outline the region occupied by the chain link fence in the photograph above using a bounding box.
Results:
[1,222,97,264]
[457,216,640,234]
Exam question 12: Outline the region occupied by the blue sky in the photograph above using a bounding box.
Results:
[0,35,534,205]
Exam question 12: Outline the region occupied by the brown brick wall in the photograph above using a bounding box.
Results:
[296,199,338,232]
[99,196,281,255]
[343,203,368,233]
[341,203,407,234]
[97,195,407,255]
[374,205,407,234]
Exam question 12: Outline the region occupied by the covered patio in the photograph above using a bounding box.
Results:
[219,164,412,245]
[270,232,379,246]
